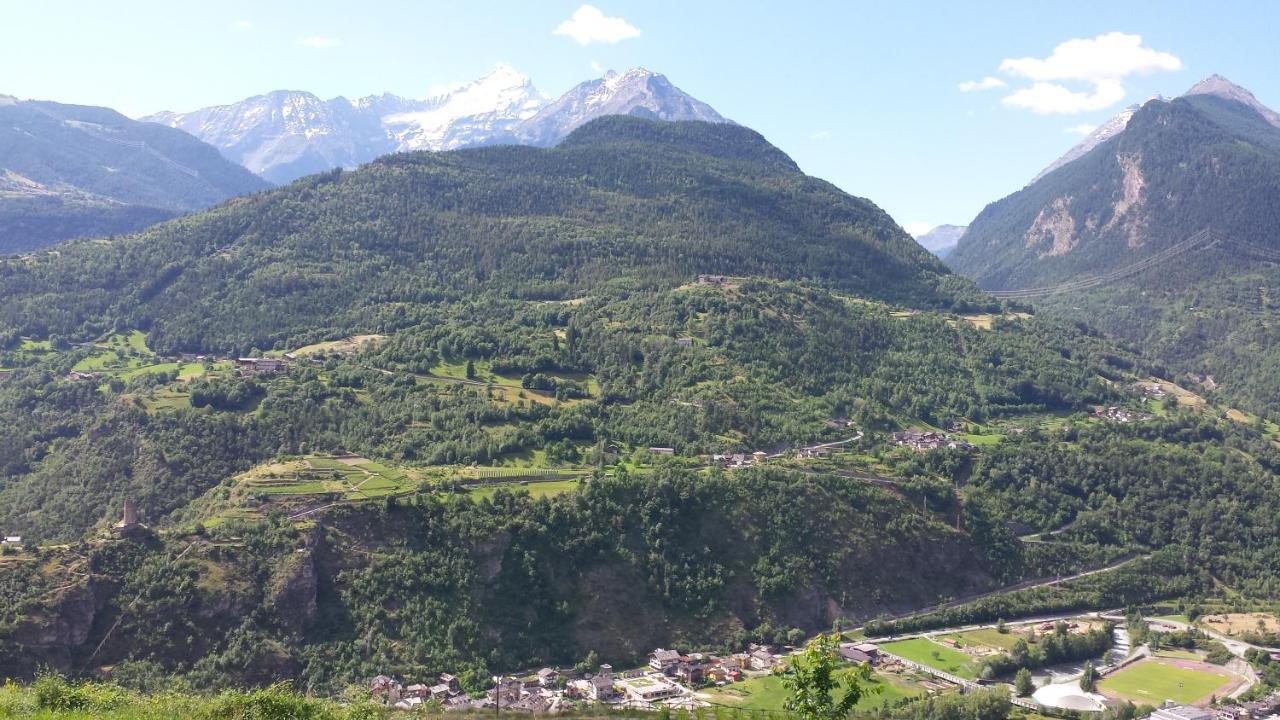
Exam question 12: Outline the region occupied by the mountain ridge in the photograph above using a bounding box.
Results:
[0,98,270,252]
[947,74,1280,414]
[144,67,728,184]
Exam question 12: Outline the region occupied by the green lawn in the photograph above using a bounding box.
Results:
[700,670,917,712]
[1099,660,1234,705]
[467,479,581,502]
[959,433,1004,446]
[881,638,980,679]
[941,628,1023,651]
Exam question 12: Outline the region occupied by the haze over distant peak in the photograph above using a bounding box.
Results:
[912,224,967,258]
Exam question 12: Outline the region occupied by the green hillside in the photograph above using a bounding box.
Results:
[2,116,1279,696]
[0,117,984,355]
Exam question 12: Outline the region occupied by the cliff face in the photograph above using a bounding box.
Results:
[0,472,1000,688]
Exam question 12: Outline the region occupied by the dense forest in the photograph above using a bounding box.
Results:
[0,117,985,355]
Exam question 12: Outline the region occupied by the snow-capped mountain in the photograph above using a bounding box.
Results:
[145,90,395,185]
[381,65,546,151]
[144,67,727,183]
[513,68,726,146]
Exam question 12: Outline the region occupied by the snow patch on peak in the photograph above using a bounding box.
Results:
[384,65,547,151]
[145,66,726,183]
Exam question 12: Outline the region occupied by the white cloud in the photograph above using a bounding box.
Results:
[903,221,933,238]
[999,32,1181,83]
[958,76,1006,92]
[298,35,341,49]
[233,20,253,31]
[1065,124,1098,136]
[1003,80,1125,114]
[991,33,1181,115]
[554,5,640,45]
[810,130,832,141]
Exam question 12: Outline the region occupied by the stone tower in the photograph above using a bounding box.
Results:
[117,498,139,529]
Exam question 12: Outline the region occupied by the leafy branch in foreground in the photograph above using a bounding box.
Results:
[784,634,878,720]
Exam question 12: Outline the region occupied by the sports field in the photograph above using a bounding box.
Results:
[1099,659,1237,705]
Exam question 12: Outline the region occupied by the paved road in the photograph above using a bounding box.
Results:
[868,554,1149,628]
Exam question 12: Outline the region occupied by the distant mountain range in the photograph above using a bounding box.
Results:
[145,67,727,184]
[913,224,967,258]
[0,98,269,253]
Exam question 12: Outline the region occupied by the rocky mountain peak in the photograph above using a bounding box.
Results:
[145,67,726,182]
[1181,74,1280,128]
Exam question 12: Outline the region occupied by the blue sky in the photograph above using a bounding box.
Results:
[3,0,1277,230]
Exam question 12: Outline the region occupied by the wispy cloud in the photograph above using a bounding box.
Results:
[810,130,832,141]
[1065,124,1098,136]
[232,20,253,31]
[554,5,640,45]
[297,35,342,50]
[995,32,1181,114]
[1004,81,1125,114]
[958,76,1006,92]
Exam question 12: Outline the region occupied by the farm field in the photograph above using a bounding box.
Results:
[1200,612,1280,637]
[699,669,919,712]
[286,334,386,357]
[880,638,981,679]
[1099,659,1237,706]
[238,456,421,500]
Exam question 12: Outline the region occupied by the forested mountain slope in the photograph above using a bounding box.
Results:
[0,98,269,252]
[0,117,980,354]
[948,77,1280,416]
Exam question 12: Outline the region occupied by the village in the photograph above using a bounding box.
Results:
[360,611,1280,719]
[366,641,886,713]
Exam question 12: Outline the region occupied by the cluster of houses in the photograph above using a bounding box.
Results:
[371,672,472,712]
[65,370,101,381]
[1135,382,1170,400]
[366,641,858,715]
[696,274,729,287]
[1093,406,1151,423]
[711,451,769,468]
[892,430,974,451]
[233,357,290,376]
[1210,691,1280,720]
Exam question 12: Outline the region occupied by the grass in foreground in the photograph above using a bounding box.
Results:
[699,670,918,712]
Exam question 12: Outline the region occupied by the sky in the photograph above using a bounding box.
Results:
[2,0,1278,232]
